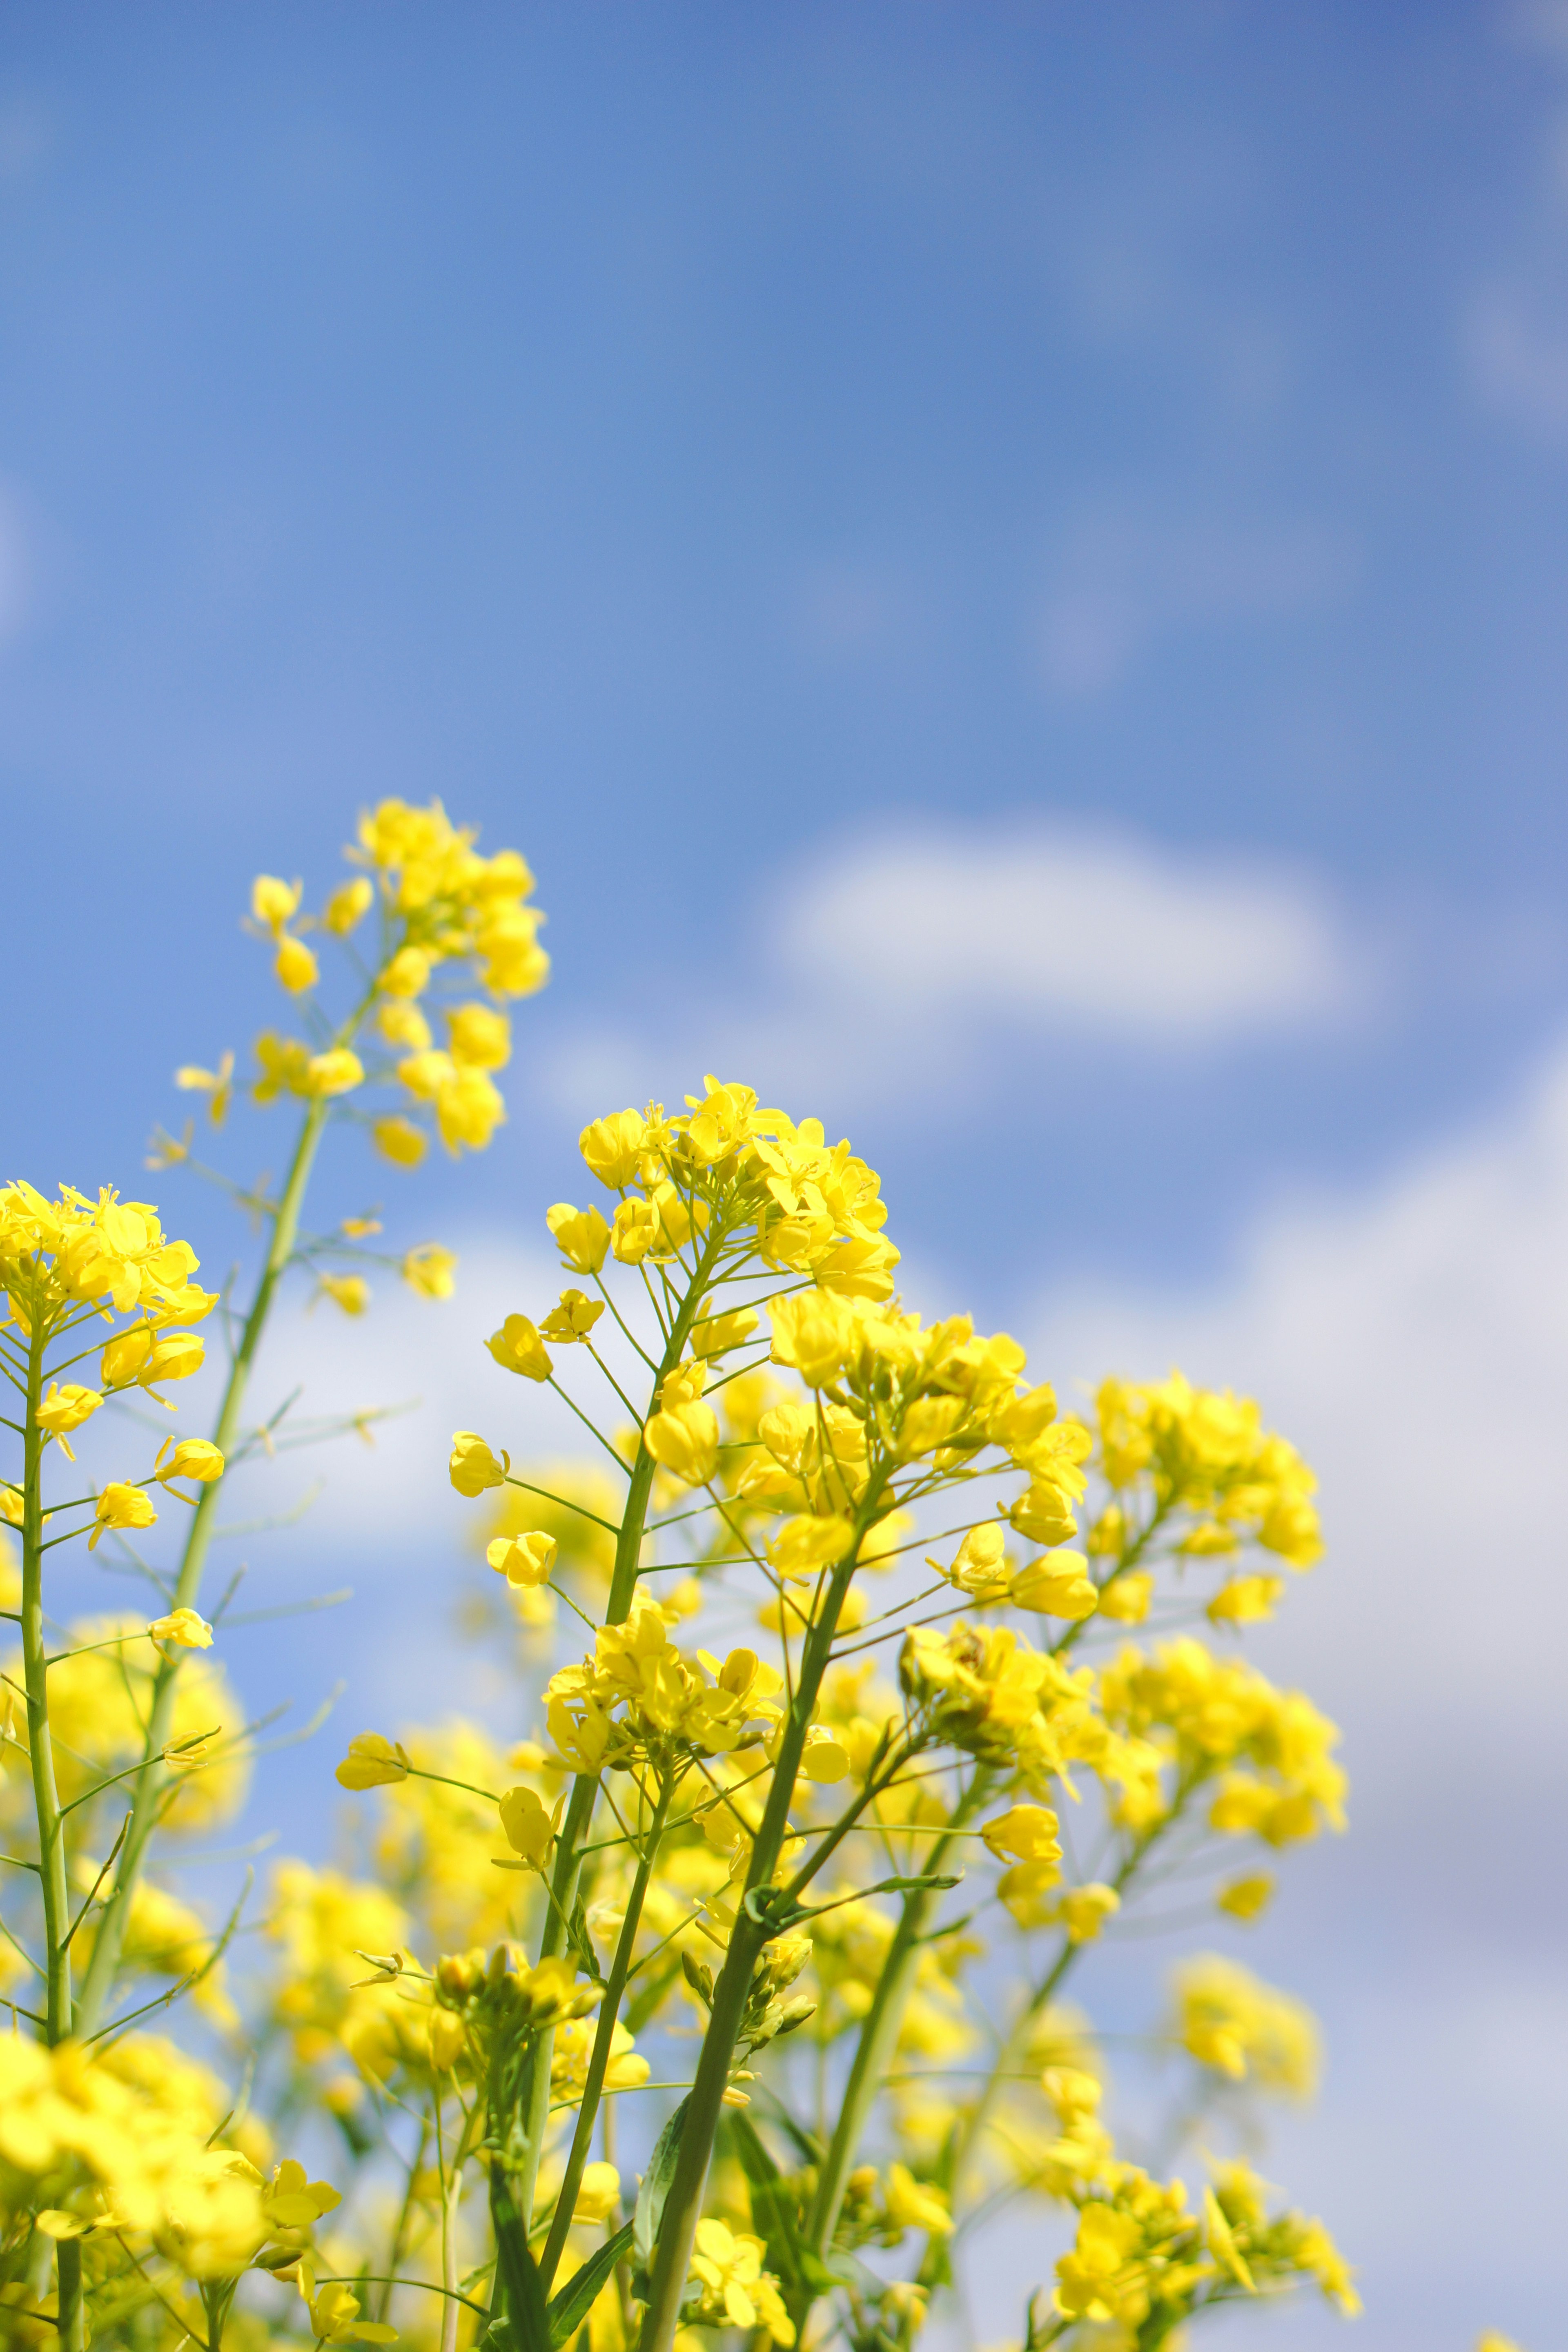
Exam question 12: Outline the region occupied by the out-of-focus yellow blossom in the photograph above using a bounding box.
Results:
[252,874,302,933]
[402,1242,457,1298]
[254,1030,313,1101]
[1094,1372,1323,1567]
[381,944,432,998]
[884,2164,953,2238]
[1097,1568,1154,1623]
[1172,1955,1319,2093]
[148,1607,213,1650]
[487,1313,554,1380]
[305,1047,365,1097]
[275,935,319,993]
[372,1114,428,1167]
[323,875,374,934]
[335,1733,412,1789]
[447,1002,512,1069]
[498,1784,555,1869]
[318,1272,370,1316]
[450,1431,510,1494]
[1208,1574,1286,1625]
[175,1049,235,1125]
[1217,1872,1274,1921]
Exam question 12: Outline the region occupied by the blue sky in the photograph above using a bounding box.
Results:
[5,6,1568,2347]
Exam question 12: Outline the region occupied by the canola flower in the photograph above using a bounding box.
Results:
[0,803,547,2352]
[0,824,1390,2352]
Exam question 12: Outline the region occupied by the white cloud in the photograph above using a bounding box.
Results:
[1036,504,1359,695]
[1030,1031,1568,1782]
[778,824,1359,1043]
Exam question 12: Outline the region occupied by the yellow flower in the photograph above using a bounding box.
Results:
[372,1115,428,1168]
[1172,1955,1319,2093]
[688,2218,796,2343]
[546,1201,611,1273]
[643,1400,719,1486]
[275,936,319,993]
[100,1325,205,1396]
[610,1196,658,1262]
[497,1784,555,1868]
[447,1003,512,1069]
[36,1381,102,1461]
[1216,1873,1274,1921]
[690,1304,760,1358]
[174,1049,235,1127]
[318,1273,370,1316]
[148,1608,214,1650]
[486,1314,553,1381]
[572,2160,620,2223]
[541,1288,605,1343]
[154,1438,225,1491]
[1208,1575,1285,1625]
[305,1048,365,1098]
[252,874,301,933]
[579,1108,646,1189]
[402,1243,457,1299]
[335,1733,412,1789]
[90,1482,157,1550]
[450,1432,510,1496]
[982,1804,1061,1864]
[765,1512,855,1582]
[262,2158,342,2229]
[1097,1569,1153,1623]
[379,999,432,1050]
[1010,1550,1098,1620]
[323,876,374,934]
[1056,1884,1120,1943]
[883,2163,953,2238]
[381,945,432,998]
[488,1531,557,1586]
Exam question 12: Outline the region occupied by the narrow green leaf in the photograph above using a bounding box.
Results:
[633,2095,691,2272]
[547,2221,634,2348]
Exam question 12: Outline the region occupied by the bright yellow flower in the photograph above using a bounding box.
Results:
[381,945,431,998]
[372,1115,427,1168]
[450,1432,510,1495]
[486,1314,553,1380]
[275,935,319,993]
[148,1608,213,1650]
[323,876,374,934]
[546,1201,611,1274]
[318,1273,370,1316]
[252,874,301,933]
[402,1243,457,1299]
[488,1531,557,1587]
[335,1733,412,1790]
[447,1002,512,1069]
[1010,1550,1098,1619]
[90,1483,156,1550]
[579,1108,646,1189]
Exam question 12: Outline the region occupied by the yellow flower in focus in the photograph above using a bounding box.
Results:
[541,1288,605,1343]
[447,1003,512,1069]
[498,1784,555,1868]
[252,874,302,933]
[154,1438,225,1491]
[688,2218,796,2344]
[148,1608,213,1650]
[1010,1550,1098,1620]
[297,2265,398,2344]
[486,1314,553,1381]
[275,935,319,993]
[488,1530,557,1586]
[90,1482,156,1550]
[450,1431,510,1495]
[37,1381,102,1461]
[318,1273,370,1316]
[373,1115,427,1168]
[579,1108,646,1190]
[546,1201,611,1274]
[982,1804,1061,1865]
[305,1048,364,1098]
[335,1733,413,1790]
[263,2158,342,2230]
[644,1400,720,1487]
[403,1243,457,1299]
[610,1196,658,1262]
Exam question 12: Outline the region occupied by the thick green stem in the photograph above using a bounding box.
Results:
[637,1503,885,2352]
[538,1775,674,2294]
[75,1096,329,2038]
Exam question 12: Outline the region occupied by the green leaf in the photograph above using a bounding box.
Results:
[546,2222,634,2348]
[633,2095,691,2272]
[490,2173,550,2352]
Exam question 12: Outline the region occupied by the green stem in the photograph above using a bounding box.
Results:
[75,1095,330,2038]
[20,1320,85,2352]
[512,1216,730,2233]
[637,1492,888,2352]
[537,1775,674,2295]
[801,1776,991,2291]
